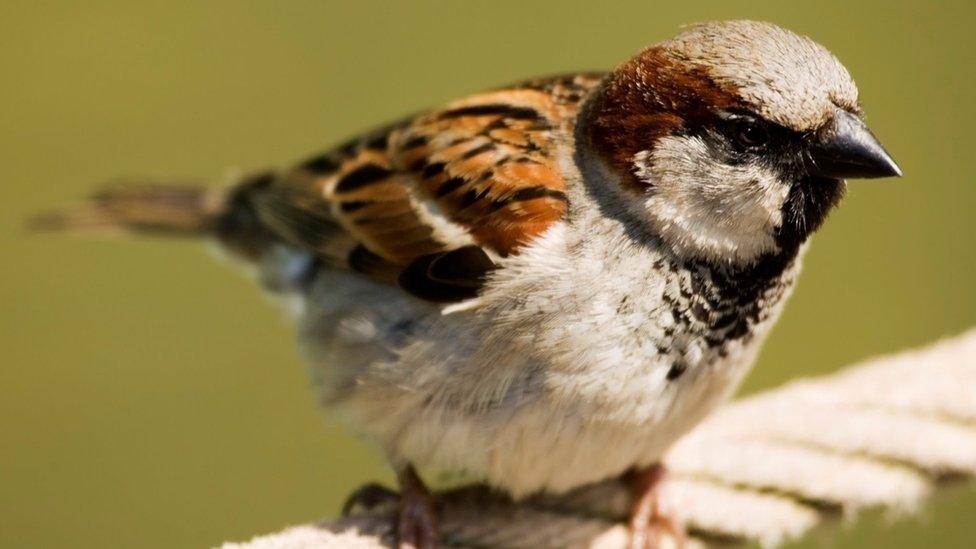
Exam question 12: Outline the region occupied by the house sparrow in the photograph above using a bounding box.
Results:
[38,20,901,549]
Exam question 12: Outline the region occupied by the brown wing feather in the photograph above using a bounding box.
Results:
[396,89,572,256]
[250,74,603,300]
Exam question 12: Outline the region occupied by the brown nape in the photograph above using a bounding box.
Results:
[587,47,742,192]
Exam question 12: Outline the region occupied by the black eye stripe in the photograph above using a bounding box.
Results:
[712,109,786,138]
[709,112,802,157]
[676,110,811,168]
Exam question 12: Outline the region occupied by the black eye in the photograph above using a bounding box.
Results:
[734,120,770,149]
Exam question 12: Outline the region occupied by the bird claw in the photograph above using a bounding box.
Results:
[628,513,685,549]
[341,482,400,516]
[340,472,440,548]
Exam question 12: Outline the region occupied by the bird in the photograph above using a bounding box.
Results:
[34,20,902,549]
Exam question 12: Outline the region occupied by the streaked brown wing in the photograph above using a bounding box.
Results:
[394,89,570,256]
[251,74,603,301]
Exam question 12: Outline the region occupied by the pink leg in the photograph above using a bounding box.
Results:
[396,465,440,549]
[626,464,685,549]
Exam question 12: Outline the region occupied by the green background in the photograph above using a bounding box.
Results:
[2,1,974,547]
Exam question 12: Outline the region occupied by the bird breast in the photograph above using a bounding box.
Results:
[294,194,801,495]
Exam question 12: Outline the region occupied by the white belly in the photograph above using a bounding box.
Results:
[381,350,754,497]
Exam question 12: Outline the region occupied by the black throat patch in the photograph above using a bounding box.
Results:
[775,175,846,250]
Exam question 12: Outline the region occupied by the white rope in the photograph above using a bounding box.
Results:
[222,328,976,548]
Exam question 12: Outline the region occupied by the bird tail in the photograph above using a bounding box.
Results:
[29,172,278,260]
[29,182,225,235]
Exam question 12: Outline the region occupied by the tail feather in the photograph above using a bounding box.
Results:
[31,172,282,264]
[29,182,227,236]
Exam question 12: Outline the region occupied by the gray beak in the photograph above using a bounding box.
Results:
[806,108,902,179]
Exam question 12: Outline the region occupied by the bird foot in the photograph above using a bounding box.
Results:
[626,464,685,549]
[339,469,440,549]
[341,482,401,516]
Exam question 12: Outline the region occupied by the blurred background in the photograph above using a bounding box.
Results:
[2,1,974,547]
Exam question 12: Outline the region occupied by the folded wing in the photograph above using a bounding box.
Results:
[252,75,603,302]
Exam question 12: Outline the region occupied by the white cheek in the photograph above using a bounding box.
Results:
[633,135,789,263]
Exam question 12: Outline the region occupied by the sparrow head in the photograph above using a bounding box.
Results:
[586,20,901,265]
